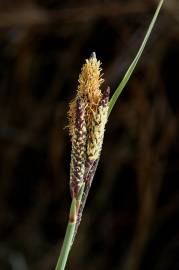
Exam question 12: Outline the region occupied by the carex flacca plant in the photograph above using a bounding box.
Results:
[55,1,164,269]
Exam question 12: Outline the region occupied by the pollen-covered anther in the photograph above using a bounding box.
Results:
[77,56,104,108]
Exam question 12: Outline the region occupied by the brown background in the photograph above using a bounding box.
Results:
[0,0,179,269]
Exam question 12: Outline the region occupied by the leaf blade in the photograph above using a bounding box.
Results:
[108,0,164,116]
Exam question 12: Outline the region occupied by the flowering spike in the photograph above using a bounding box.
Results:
[69,98,87,197]
[68,54,110,200]
[87,87,110,161]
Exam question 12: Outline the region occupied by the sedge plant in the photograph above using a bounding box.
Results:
[55,0,164,269]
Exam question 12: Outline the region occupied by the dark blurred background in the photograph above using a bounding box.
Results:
[0,0,179,269]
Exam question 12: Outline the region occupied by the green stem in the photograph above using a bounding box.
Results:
[55,222,76,270]
[55,198,77,270]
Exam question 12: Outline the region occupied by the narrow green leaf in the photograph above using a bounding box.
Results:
[108,0,164,116]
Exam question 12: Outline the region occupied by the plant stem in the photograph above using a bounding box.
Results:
[55,199,77,270]
[55,222,76,270]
